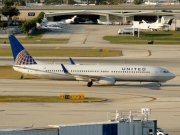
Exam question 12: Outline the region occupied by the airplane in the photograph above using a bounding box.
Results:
[41,15,77,26]
[132,21,149,30]
[36,23,63,31]
[132,18,174,31]
[97,19,113,25]
[60,15,77,24]
[41,18,62,27]
[9,35,175,87]
[144,0,158,5]
[144,0,175,5]
[145,18,174,31]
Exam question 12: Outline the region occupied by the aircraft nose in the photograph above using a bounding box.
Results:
[170,73,176,79]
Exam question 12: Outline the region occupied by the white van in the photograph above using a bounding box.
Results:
[118,28,138,35]
[157,126,168,135]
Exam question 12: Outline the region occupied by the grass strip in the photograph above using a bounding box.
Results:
[104,31,180,45]
[0,30,68,44]
[0,48,122,57]
[0,38,68,44]
[0,95,106,103]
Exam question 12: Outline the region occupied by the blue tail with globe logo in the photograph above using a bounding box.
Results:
[9,35,37,65]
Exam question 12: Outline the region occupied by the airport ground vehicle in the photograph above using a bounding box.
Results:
[118,28,138,35]
[157,126,168,135]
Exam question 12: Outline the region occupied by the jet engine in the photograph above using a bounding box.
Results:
[98,77,115,85]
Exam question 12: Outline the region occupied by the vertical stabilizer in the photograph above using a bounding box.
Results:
[9,35,37,65]
[72,15,77,20]
[97,19,101,24]
[167,18,174,25]
[36,23,41,29]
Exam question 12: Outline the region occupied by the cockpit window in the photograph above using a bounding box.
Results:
[163,71,169,73]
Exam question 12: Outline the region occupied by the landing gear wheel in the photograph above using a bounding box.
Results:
[20,75,24,79]
[87,81,93,87]
[157,82,161,87]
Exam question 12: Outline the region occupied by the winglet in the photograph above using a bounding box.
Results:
[61,64,70,74]
[69,57,75,65]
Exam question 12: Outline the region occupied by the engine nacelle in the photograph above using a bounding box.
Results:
[98,77,115,85]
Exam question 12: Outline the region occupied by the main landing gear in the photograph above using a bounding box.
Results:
[20,75,24,79]
[157,82,162,87]
[87,81,93,87]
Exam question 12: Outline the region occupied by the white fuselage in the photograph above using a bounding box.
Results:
[97,19,113,25]
[39,25,62,31]
[43,22,62,27]
[13,64,175,83]
[148,23,164,30]
[133,22,164,30]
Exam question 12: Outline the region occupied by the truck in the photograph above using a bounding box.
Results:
[118,28,138,35]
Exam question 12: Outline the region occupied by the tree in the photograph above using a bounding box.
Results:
[1,6,20,21]
[3,0,14,6]
[21,12,45,33]
[14,0,26,6]
[68,0,76,4]
[133,0,143,5]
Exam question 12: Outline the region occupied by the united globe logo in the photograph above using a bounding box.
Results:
[15,50,37,65]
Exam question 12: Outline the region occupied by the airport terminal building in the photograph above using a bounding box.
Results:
[0,109,158,135]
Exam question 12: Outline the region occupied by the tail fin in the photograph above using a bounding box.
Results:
[167,18,174,25]
[41,18,48,23]
[36,23,41,29]
[97,19,101,23]
[142,20,147,24]
[154,19,159,23]
[72,15,77,20]
[42,18,48,22]
[9,35,37,65]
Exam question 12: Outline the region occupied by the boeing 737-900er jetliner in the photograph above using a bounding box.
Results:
[9,35,175,87]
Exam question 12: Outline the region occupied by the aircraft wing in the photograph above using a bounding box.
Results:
[61,64,100,81]
[74,75,99,81]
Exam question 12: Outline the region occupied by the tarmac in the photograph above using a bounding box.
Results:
[0,24,180,134]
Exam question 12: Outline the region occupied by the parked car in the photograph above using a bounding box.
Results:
[157,126,168,135]
[118,28,138,35]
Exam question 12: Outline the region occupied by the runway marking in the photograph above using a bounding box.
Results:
[60,114,84,116]
[109,94,156,103]
[5,114,27,115]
